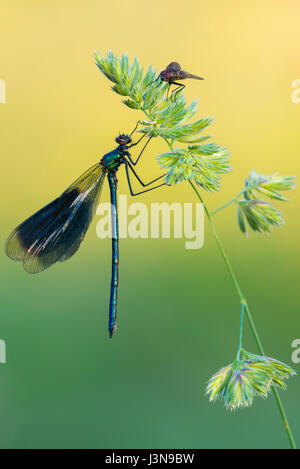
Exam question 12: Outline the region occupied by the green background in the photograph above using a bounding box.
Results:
[0,0,299,449]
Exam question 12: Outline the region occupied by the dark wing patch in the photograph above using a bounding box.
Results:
[5,190,80,261]
[5,164,106,273]
[58,230,89,262]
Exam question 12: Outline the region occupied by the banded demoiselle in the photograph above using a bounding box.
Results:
[5,126,166,337]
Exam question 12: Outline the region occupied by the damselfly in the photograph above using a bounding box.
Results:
[153,62,204,100]
[5,125,166,338]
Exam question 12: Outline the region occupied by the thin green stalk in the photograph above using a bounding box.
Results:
[189,180,296,450]
[154,129,296,448]
[163,137,174,151]
[211,183,261,216]
[236,303,245,361]
[211,189,245,215]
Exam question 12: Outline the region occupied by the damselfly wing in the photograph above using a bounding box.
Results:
[6,164,105,274]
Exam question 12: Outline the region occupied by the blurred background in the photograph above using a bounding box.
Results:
[0,0,299,449]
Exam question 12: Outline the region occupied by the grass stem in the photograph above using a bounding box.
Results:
[188,180,296,450]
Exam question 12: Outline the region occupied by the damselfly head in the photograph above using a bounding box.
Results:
[116,134,132,145]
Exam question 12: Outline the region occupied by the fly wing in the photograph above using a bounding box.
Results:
[166,62,181,73]
[5,163,106,273]
[181,70,204,80]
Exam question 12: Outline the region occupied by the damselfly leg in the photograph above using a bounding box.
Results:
[125,161,166,196]
[127,136,153,165]
[129,120,142,138]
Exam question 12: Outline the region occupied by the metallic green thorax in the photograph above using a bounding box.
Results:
[101,148,123,172]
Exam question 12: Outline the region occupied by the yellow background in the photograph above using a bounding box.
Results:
[0,0,299,449]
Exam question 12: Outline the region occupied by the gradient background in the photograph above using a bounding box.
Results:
[0,0,299,449]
